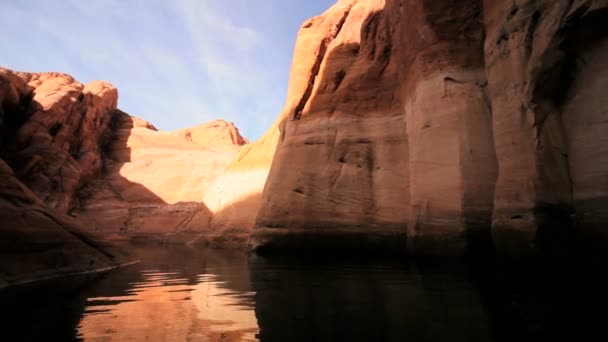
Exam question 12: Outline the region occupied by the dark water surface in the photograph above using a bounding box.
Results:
[1,244,606,341]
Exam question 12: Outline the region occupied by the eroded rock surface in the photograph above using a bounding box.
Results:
[0,67,248,285]
[248,0,608,255]
[77,112,245,243]
[0,68,119,286]
[484,0,608,254]
[2,0,607,262]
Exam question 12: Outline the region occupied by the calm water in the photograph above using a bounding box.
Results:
[1,244,606,341]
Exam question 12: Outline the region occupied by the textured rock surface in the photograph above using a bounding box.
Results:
[1,68,119,211]
[0,67,248,285]
[483,0,608,255]
[249,0,608,255]
[77,112,244,242]
[253,0,410,249]
[2,0,608,261]
[250,0,498,252]
[176,119,249,146]
[0,68,118,286]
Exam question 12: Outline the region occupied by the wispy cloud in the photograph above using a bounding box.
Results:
[0,0,334,140]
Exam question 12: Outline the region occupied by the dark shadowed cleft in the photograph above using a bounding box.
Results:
[293,6,353,120]
[334,70,347,90]
[49,122,62,136]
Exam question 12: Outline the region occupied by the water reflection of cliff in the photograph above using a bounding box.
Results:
[4,245,606,341]
[76,245,259,341]
[249,255,494,342]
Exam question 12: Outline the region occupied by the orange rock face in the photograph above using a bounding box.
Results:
[247,0,608,255]
[1,68,119,286]
[2,0,607,263]
[77,112,245,241]
[0,67,248,285]
[484,0,608,255]
[1,69,118,211]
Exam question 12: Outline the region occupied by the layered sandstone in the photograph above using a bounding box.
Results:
[252,0,411,250]
[484,0,608,254]
[0,68,120,286]
[0,67,248,285]
[250,0,497,252]
[77,113,245,242]
[248,0,608,255]
[2,0,607,262]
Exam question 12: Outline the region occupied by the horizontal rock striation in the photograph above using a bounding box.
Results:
[249,0,608,256]
[0,68,120,286]
[76,112,244,242]
[1,0,607,261]
[0,67,249,285]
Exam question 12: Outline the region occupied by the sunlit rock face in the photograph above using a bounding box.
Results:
[250,0,608,255]
[1,65,249,245]
[253,0,411,250]
[251,0,497,253]
[76,111,245,240]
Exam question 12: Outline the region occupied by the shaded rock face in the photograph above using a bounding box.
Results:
[250,0,608,255]
[484,0,608,254]
[1,69,118,212]
[0,68,119,286]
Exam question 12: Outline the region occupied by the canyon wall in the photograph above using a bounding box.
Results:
[250,0,608,255]
[254,0,411,250]
[2,0,607,261]
[0,68,120,286]
[484,0,608,255]
[76,114,245,243]
[0,67,248,285]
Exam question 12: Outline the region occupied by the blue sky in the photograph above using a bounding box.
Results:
[0,0,334,140]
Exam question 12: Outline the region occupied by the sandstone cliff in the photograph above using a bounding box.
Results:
[247,0,608,255]
[0,68,121,286]
[2,0,607,262]
[0,67,248,285]
[77,113,245,243]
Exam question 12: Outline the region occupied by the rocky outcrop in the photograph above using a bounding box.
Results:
[0,68,120,286]
[250,0,496,252]
[0,67,249,285]
[77,112,245,243]
[248,0,608,255]
[252,0,411,250]
[177,119,249,146]
[484,0,608,255]
[1,69,119,211]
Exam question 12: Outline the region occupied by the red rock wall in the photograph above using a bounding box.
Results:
[484,0,608,254]
[0,68,118,286]
[250,0,608,255]
[1,68,119,212]
[2,0,607,258]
